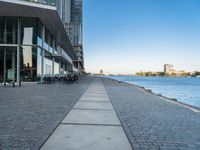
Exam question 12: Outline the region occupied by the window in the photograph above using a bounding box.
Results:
[0,17,4,44]
[20,46,37,81]
[6,17,18,44]
[21,17,37,45]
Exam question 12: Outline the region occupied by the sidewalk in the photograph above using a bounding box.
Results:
[41,79,132,150]
[103,77,200,150]
[0,77,92,150]
[1,76,200,149]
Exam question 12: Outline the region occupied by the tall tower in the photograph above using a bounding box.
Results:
[57,0,84,72]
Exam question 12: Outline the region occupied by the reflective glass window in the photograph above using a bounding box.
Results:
[37,47,42,77]
[21,18,37,45]
[54,41,58,54]
[20,46,37,81]
[54,61,59,76]
[6,17,18,44]
[49,34,53,53]
[0,17,4,44]
[44,27,49,50]
[5,47,17,81]
[44,57,52,76]
[37,20,43,46]
[0,47,4,81]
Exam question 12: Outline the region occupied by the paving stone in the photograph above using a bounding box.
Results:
[42,78,132,150]
[102,77,200,150]
[3,76,199,150]
[62,109,121,125]
[0,77,93,150]
[41,124,132,150]
[80,96,110,102]
[73,101,114,110]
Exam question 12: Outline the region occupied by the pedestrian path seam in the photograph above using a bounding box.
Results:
[61,123,122,127]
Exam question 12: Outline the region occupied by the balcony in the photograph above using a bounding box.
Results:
[52,48,73,65]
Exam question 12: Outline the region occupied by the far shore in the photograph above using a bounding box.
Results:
[103,75,200,78]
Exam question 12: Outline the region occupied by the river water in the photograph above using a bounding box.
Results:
[107,76,200,108]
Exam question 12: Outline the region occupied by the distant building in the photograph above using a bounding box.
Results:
[164,64,174,73]
[100,69,104,75]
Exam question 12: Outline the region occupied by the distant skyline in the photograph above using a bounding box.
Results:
[83,0,200,74]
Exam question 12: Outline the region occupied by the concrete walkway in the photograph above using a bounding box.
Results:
[41,79,132,150]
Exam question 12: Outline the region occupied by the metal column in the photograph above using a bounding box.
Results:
[52,39,55,76]
[3,17,6,86]
[59,62,61,77]
[41,24,45,82]
[12,49,15,78]
[3,47,6,86]
[17,17,20,84]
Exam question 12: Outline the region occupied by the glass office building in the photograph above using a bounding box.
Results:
[57,0,84,72]
[0,0,77,83]
[22,0,85,72]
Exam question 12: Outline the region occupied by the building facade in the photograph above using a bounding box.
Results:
[164,64,174,73]
[24,0,85,72]
[0,0,77,83]
[56,0,84,72]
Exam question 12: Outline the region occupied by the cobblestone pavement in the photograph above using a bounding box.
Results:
[41,78,132,150]
[102,77,200,150]
[0,76,93,150]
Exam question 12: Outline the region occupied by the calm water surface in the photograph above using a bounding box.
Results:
[107,76,200,108]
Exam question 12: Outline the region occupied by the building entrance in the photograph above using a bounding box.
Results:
[0,46,17,84]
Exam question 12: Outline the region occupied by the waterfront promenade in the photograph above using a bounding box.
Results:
[0,77,93,150]
[41,78,132,150]
[103,77,200,149]
[0,76,200,149]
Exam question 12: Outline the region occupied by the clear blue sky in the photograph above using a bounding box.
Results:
[83,0,200,74]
